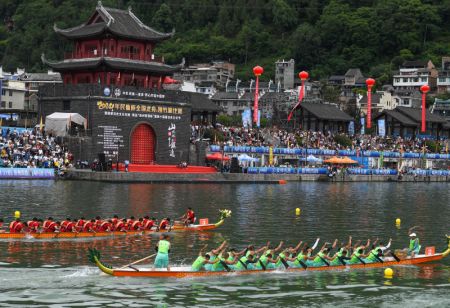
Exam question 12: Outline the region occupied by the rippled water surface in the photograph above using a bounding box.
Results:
[0,180,449,307]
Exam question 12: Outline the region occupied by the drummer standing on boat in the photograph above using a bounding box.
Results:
[154,234,171,270]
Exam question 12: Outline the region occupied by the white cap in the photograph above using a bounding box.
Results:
[409,233,417,237]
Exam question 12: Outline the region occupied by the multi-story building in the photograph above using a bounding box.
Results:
[393,60,438,91]
[173,61,235,89]
[358,90,398,115]
[275,59,295,90]
[431,98,450,120]
[437,57,450,94]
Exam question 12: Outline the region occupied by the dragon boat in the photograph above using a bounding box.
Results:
[0,210,231,240]
[89,236,450,278]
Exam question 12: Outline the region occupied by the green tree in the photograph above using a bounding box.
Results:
[151,3,174,32]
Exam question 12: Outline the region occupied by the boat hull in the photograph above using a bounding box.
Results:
[0,220,224,240]
[98,252,447,278]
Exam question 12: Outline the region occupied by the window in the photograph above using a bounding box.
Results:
[121,45,140,59]
[1,89,5,96]
[421,77,427,82]
[63,100,71,111]
[8,102,12,108]
[9,90,13,96]
[1,101,5,108]
[439,77,446,82]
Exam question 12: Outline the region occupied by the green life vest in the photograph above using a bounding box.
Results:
[367,248,379,261]
[212,255,226,271]
[276,252,286,267]
[293,253,304,267]
[313,251,325,264]
[337,248,344,257]
[227,254,234,262]
[235,256,248,270]
[191,256,205,271]
[409,238,419,251]
[350,249,362,264]
[158,240,170,254]
[245,250,252,258]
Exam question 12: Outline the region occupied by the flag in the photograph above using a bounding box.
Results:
[287,82,305,121]
[39,116,43,132]
[269,146,274,165]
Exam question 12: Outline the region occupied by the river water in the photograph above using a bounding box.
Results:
[0,180,449,307]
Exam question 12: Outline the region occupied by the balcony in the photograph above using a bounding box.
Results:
[63,51,164,63]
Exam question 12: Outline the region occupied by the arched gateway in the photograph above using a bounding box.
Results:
[131,123,156,164]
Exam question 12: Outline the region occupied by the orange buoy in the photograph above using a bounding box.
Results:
[279,180,287,184]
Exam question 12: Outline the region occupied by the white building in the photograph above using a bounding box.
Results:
[393,60,438,91]
[437,57,450,94]
[173,61,235,89]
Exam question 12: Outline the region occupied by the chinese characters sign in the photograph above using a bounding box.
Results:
[168,123,176,158]
[97,100,183,120]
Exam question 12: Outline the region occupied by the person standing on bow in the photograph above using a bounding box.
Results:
[154,234,171,270]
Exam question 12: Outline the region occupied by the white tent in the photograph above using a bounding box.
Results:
[45,112,86,136]
[238,154,260,162]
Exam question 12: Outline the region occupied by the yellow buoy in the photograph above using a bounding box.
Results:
[384,267,394,278]
[14,211,21,219]
[395,218,401,224]
[295,208,301,216]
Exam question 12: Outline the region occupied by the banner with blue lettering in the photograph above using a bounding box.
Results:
[378,119,386,137]
[348,121,355,136]
[360,117,365,135]
[242,109,252,128]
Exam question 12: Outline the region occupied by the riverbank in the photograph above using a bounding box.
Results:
[66,169,450,183]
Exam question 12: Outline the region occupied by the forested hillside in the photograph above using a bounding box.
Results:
[1,0,450,82]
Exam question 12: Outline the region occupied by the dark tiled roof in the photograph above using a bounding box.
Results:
[54,3,173,42]
[42,55,182,74]
[300,102,353,121]
[396,106,447,124]
[376,110,417,126]
[402,60,428,68]
[211,92,238,100]
[345,68,363,78]
[359,93,381,105]
[260,92,289,102]
[185,92,220,112]
[328,75,345,81]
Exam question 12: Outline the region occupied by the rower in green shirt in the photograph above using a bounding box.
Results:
[154,234,171,270]
[191,244,219,271]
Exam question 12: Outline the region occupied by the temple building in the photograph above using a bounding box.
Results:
[39,2,219,166]
[43,1,182,89]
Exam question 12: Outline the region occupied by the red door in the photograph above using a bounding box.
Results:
[131,124,155,164]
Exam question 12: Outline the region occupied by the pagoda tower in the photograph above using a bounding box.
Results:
[42,1,183,89]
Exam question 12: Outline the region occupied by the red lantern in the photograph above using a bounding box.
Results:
[253,66,264,77]
[299,71,309,81]
[288,71,310,122]
[420,84,430,133]
[253,66,264,124]
[366,78,375,88]
[366,78,376,129]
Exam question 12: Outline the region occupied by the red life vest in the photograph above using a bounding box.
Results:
[143,219,154,230]
[159,220,169,230]
[187,210,195,220]
[111,218,118,225]
[98,221,110,232]
[27,221,38,233]
[45,222,57,232]
[83,221,93,232]
[65,222,75,232]
[10,221,24,233]
[131,221,141,230]
[42,220,52,230]
[60,220,69,232]
[75,220,85,231]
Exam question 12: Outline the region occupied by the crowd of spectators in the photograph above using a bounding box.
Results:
[0,128,73,169]
[191,125,449,154]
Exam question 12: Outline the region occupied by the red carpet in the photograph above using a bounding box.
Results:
[115,164,217,174]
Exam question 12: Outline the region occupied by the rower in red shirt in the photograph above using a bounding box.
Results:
[0,219,5,233]
[83,219,96,232]
[9,219,25,233]
[60,218,70,232]
[126,216,136,230]
[111,215,119,226]
[75,217,85,232]
[43,217,57,232]
[130,218,143,231]
[159,218,171,231]
[98,220,112,232]
[115,218,128,232]
[27,218,40,233]
[95,216,103,231]
[142,216,155,230]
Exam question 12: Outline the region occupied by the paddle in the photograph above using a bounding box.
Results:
[280,257,289,269]
[258,260,266,270]
[298,259,308,269]
[355,255,366,265]
[219,260,231,272]
[370,252,384,263]
[119,253,156,269]
[238,258,248,270]
[390,251,400,262]
[318,255,330,267]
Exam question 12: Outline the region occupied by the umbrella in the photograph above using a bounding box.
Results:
[206,153,230,161]
[324,156,357,164]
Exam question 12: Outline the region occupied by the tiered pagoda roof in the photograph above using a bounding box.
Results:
[53,1,174,42]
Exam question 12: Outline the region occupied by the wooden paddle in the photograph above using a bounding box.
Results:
[119,253,156,269]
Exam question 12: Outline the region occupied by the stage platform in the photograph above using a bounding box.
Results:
[114,164,217,174]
